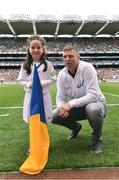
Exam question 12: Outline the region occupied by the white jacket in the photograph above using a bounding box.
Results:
[17,60,57,123]
[56,60,105,108]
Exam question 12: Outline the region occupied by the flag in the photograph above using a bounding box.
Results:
[19,64,50,175]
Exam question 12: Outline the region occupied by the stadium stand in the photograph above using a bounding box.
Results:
[0,15,119,83]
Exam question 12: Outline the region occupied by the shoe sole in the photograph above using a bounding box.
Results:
[90,149,102,153]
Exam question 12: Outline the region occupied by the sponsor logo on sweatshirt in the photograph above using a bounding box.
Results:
[77,80,84,88]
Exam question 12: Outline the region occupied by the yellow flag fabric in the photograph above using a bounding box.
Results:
[19,64,50,174]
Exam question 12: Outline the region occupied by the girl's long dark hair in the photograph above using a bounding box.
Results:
[23,35,48,74]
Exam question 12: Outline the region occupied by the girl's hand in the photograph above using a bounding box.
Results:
[29,83,32,89]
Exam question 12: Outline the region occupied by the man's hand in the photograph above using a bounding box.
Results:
[58,103,71,118]
[63,103,71,112]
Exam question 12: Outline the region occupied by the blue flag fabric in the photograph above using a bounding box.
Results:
[30,64,46,122]
[19,64,50,175]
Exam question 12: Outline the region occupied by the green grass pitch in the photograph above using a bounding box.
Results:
[0,82,119,172]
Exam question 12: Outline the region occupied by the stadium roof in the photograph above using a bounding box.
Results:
[0,14,119,37]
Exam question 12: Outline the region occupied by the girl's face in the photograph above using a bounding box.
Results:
[29,39,44,62]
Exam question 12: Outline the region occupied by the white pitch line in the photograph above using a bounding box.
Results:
[0,106,56,109]
[107,104,119,106]
[0,104,118,117]
[0,104,119,110]
[0,114,9,117]
[0,106,23,109]
[103,92,119,97]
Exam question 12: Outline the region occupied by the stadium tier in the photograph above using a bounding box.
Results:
[0,36,119,83]
[0,37,119,68]
[0,14,119,37]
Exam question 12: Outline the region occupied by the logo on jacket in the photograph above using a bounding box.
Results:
[77,80,84,88]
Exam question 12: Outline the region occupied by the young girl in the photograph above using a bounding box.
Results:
[17,35,57,124]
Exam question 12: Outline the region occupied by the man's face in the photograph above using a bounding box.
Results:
[63,49,79,69]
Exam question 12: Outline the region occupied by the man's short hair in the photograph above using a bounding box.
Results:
[63,45,79,53]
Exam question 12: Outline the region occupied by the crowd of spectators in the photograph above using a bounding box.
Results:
[0,38,26,53]
[0,37,119,53]
[0,67,119,83]
[0,68,19,83]
[96,68,119,82]
[0,37,119,83]
[46,37,119,53]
